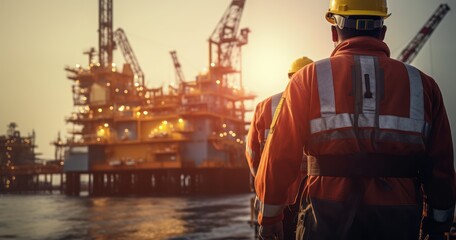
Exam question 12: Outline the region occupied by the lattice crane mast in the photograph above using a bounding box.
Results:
[169,50,186,85]
[397,3,450,64]
[114,28,145,86]
[98,0,114,68]
[209,0,250,72]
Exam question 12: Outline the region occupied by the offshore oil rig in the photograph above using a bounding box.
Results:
[59,0,255,196]
[0,123,63,193]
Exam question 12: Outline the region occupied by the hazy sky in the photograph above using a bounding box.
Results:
[1,0,456,160]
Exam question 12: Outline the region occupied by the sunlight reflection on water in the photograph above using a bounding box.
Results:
[0,193,255,240]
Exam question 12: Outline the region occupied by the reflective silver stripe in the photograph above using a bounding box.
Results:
[264,129,270,141]
[246,145,254,159]
[310,113,428,134]
[246,144,257,176]
[360,56,376,113]
[311,61,427,135]
[406,64,424,120]
[251,167,257,176]
[431,207,455,223]
[316,59,335,117]
[261,93,282,142]
[379,115,427,133]
[271,92,282,119]
[259,200,285,217]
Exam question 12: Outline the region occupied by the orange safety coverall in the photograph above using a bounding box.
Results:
[255,36,456,239]
[246,92,283,177]
[246,92,305,239]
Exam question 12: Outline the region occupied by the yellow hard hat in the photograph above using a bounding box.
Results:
[288,57,313,78]
[325,0,391,24]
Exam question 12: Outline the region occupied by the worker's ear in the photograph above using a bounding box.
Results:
[331,26,338,43]
[380,25,387,41]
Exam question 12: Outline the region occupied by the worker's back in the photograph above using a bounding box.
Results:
[257,36,455,239]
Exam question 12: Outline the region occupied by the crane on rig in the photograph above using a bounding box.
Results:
[397,3,450,64]
[169,50,186,85]
[114,28,145,86]
[208,0,250,84]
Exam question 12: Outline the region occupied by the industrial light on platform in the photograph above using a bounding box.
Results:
[219,133,224,138]
[115,88,120,93]
[216,80,221,85]
[136,112,141,117]
[97,108,103,113]
[232,133,236,137]
[200,67,208,75]
[134,82,139,87]
[143,111,149,115]
[124,90,128,94]
[118,105,125,112]
[104,123,109,127]
[109,106,114,110]
[222,123,227,128]
[210,62,215,67]
[106,82,111,87]
[178,118,183,123]
[97,128,105,137]
[162,120,168,125]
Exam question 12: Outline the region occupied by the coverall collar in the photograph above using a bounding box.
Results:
[331,36,391,58]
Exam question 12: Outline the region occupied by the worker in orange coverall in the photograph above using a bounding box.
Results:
[256,0,456,239]
[246,56,313,239]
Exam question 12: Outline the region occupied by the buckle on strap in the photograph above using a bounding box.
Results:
[356,19,374,30]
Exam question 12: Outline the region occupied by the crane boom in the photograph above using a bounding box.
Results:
[397,4,450,64]
[209,0,248,69]
[114,28,145,86]
[169,50,186,84]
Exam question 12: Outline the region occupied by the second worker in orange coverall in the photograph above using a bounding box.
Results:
[246,56,313,239]
[256,0,456,239]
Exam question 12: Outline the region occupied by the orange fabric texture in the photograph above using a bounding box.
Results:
[255,36,456,225]
[245,96,274,177]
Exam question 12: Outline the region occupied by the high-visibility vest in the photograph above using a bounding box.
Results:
[255,37,455,226]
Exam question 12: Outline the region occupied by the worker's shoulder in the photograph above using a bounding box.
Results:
[256,93,282,109]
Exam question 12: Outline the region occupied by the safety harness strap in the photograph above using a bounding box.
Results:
[308,153,421,177]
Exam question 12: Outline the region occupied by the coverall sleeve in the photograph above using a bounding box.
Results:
[421,78,456,226]
[255,76,308,225]
[245,103,262,177]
